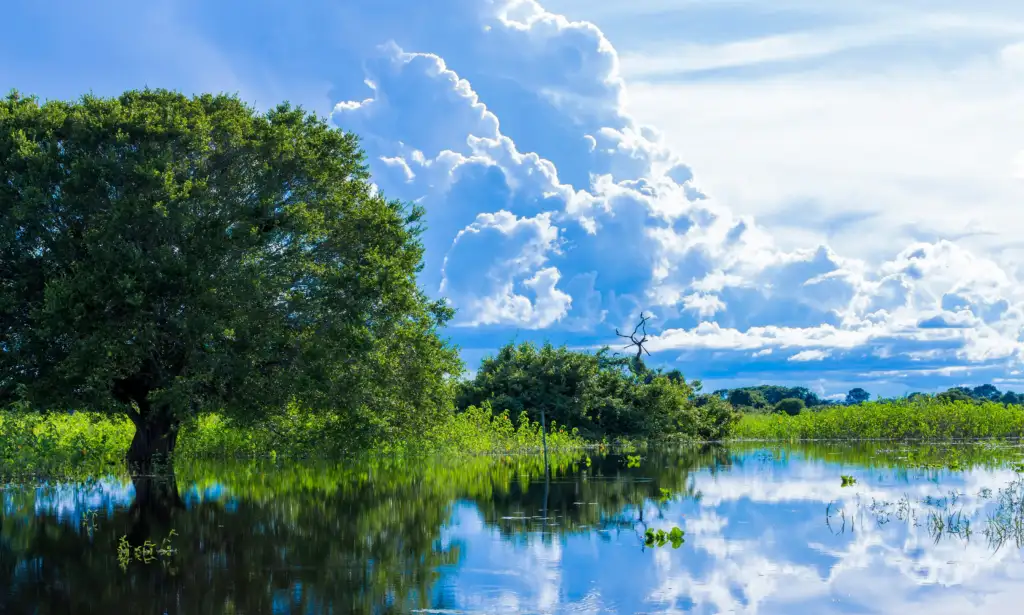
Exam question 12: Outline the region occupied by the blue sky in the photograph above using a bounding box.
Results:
[5,0,1024,398]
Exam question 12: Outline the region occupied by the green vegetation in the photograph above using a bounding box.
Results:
[457,340,738,442]
[8,88,1024,465]
[719,382,1024,414]
[719,385,825,411]
[1,89,461,468]
[0,405,584,481]
[774,397,805,416]
[733,399,1024,441]
[643,526,685,548]
[0,90,732,465]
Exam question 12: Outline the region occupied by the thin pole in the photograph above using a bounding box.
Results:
[540,407,549,473]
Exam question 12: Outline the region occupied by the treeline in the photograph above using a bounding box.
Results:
[715,383,1024,415]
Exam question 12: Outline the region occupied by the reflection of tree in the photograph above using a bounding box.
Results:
[1,461,466,614]
[3,442,935,614]
[732,441,1023,473]
[475,445,732,540]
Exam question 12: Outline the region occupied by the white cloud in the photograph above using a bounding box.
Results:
[620,16,1024,77]
[326,0,1024,393]
[789,349,830,362]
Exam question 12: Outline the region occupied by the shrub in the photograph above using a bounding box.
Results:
[457,341,738,440]
[774,398,805,416]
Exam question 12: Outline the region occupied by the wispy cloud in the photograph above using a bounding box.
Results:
[620,15,1024,76]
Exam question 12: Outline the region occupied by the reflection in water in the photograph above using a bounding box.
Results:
[2,443,1024,614]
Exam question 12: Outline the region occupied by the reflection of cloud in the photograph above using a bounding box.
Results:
[26,478,135,525]
[442,504,567,614]
[666,463,1024,614]
[439,458,1024,614]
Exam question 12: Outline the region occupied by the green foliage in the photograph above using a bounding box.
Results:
[415,404,584,455]
[937,388,974,403]
[456,341,739,441]
[643,526,685,549]
[691,393,742,440]
[840,474,856,487]
[727,388,768,409]
[0,410,133,480]
[0,89,461,461]
[117,529,178,571]
[733,398,1024,440]
[0,406,584,480]
[845,387,871,404]
[774,398,805,416]
[721,385,824,412]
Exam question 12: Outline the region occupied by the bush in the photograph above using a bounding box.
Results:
[457,341,738,440]
[774,398,805,416]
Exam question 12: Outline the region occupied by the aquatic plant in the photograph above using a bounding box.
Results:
[116,529,178,571]
[841,475,857,487]
[643,526,685,548]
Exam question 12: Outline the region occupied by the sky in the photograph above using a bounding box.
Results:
[4,0,1024,398]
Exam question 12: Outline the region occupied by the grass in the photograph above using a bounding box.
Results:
[733,399,1024,441]
[0,405,585,481]
[9,397,1024,482]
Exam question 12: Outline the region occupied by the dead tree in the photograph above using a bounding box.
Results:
[616,313,652,374]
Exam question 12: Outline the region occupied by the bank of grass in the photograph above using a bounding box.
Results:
[0,405,585,481]
[733,399,1024,441]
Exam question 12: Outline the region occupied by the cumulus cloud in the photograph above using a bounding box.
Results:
[330,0,1024,393]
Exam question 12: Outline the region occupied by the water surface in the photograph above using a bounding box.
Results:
[3,443,1024,614]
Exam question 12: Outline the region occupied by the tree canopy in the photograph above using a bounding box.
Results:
[456,341,738,441]
[0,89,461,465]
[845,387,870,404]
[774,398,805,416]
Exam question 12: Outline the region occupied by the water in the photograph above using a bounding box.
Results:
[3,443,1024,614]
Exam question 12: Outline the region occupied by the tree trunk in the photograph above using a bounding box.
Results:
[126,470,185,549]
[126,408,180,473]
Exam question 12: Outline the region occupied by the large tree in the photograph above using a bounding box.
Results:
[845,387,870,405]
[0,89,461,468]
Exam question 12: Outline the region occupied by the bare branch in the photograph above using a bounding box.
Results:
[615,312,652,361]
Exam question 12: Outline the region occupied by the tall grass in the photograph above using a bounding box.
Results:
[0,405,585,481]
[734,399,1024,441]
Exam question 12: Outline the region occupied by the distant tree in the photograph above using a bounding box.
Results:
[972,384,1002,401]
[1000,391,1022,405]
[727,389,769,409]
[788,386,822,407]
[937,388,973,403]
[774,398,805,416]
[0,89,461,468]
[907,392,930,402]
[845,388,871,405]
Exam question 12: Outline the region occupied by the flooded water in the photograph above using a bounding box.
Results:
[3,443,1024,614]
